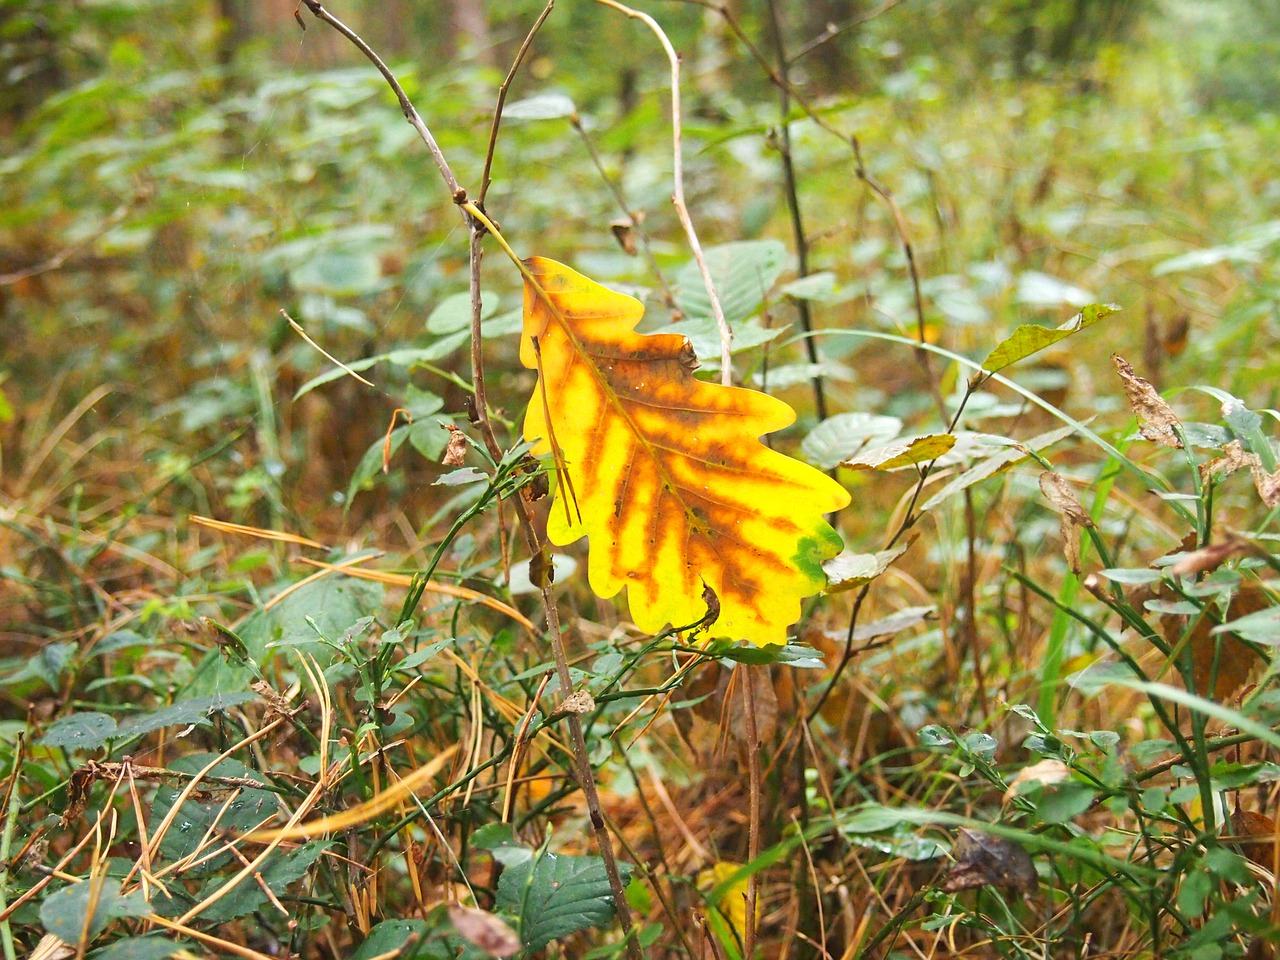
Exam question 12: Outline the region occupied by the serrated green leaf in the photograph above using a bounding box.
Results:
[497,851,632,952]
[982,304,1120,373]
[198,841,331,922]
[151,755,277,875]
[40,712,118,751]
[41,881,151,941]
[919,424,1077,512]
[89,934,187,960]
[802,413,903,470]
[351,920,429,960]
[674,239,787,325]
[117,692,256,740]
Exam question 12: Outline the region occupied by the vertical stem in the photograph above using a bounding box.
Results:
[0,738,24,960]
[467,226,643,960]
[294,6,641,954]
[741,672,761,960]
[764,0,827,422]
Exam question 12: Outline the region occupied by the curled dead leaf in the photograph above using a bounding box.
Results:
[448,904,521,958]
[609,219,638,256]
[1113,354,1181,448]
[442,424,469,467]
[557,690,596,715]
[942,828,1037,893]
[1004,758,1072,804]
[1228,808,1280,872]
[1040,472,1094,574]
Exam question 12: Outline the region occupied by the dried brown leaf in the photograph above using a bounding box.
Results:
[1229,808,1280,872]
[1040,472,1094,574]
[1004,758,1072,804]
[442,424,469,467]
[448,905,521,958]
[942,828,1036,893]
[1250,462,1280,508]
[1113,354,1182,448]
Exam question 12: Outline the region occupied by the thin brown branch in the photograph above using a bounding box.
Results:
[741,672,762,960]
[0,196,138,287]
[571,115,678,308]
[293,7,641,954]
[298,1,464,201]
[788,0,910,65]
[478,0,556,206]
[764,0,828,422]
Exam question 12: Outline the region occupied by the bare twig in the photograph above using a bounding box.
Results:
[595,0,734,385]
[764,0,828,422]
[0,196,138,287]
[478,0,556,206]
[291,7,640,953]
[571,115,678,308]
[788,0,908,64]
[741,673,762,960]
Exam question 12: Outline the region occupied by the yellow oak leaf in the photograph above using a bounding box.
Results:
[520,257,850,647]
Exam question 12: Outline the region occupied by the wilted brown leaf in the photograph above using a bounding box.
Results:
[448,905,521,958]
[442,424,469,467]
[1004,758,1072,804]
[1229,808,1280,872]
[942,828,1036,893]
[1040,472,1095,574]
[1113,354,1182,448]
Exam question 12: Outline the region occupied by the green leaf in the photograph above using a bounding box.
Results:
[920,424,1077,512]
[802,413,903,470]
[842,434,958,470]
[1213,606,1280,644]
[351,920,429,960]
[981,304,1120,373]
[497,851,632,952]
[151,755,278,876]
[40,712,118,751]
[502,92,576,120]
[472,822,534,867]
[710,642,826,669]
[779,271,841,302]
[117,692,256,740]
[41,881,151,941]
[1033,783,1096,824]
[426,290,500,335]
[674,239,787,325]
[198,841,331,922]
[290,250,384,297]
[89,934,188,960]
[823,544,910,593]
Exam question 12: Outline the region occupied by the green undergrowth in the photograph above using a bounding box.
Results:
[2,1,1280,958]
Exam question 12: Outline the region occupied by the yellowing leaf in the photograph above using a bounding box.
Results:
[842,434,957,471]
[982,303,1119,373]
[520,257,849,647]
[698,861,758,950]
